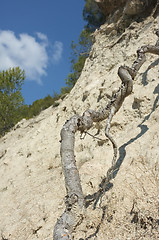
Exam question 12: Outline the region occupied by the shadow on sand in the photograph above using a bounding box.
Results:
[83,66,159,239]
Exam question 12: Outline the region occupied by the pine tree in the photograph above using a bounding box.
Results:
[0,67,25,135]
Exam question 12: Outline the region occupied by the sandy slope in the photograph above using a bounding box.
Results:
[0,15,159,239]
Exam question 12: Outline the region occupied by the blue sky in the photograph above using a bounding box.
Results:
[0,0,86,105]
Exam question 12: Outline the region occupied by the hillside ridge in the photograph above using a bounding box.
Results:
[0,12,159,240]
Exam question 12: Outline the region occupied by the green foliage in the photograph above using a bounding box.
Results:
[0,1,106,137]
[79,28,93,53]
[65,55,87,89]
[61,86,72,95]
[0,67,25,135]
[0,69,62,136]
[83,0,106,31]
[20,93,61,120]
[64,0,105,91]
[64,29,92,90]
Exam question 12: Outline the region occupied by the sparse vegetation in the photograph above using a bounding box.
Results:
[0,67,25,136]
[0,1,106,137]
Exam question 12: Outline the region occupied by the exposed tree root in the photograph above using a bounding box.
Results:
[53,30,159,240]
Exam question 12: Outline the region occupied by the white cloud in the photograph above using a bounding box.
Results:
[52,41,63,63]
[36,32,48,44]
[0,30,63,84]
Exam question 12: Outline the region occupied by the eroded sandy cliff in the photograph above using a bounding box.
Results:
[0,7,159,240]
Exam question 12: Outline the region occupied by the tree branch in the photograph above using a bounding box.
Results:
[53,29,159,240]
